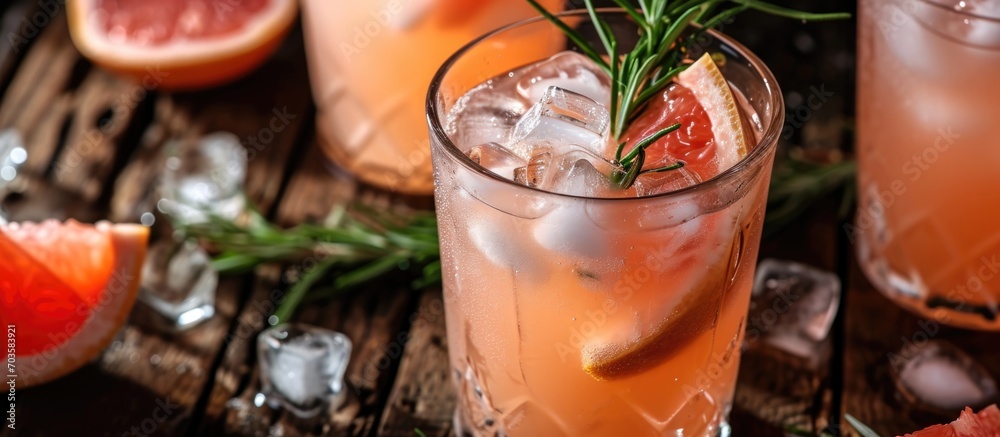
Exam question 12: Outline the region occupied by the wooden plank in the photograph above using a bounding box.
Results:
[841,261,1000,436]
[6,21,312,437]
[377,288,455,437]
[0,0,43,95]
[0,12,84,193]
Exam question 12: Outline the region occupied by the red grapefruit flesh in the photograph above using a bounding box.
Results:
[582,54,753,380]
[68,0,298,90]
[902,404,1000,437]
[0,220,148,387]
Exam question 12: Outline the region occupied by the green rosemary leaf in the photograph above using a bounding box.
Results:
[609,0,646,26]
[699,5,748,29]
[212,253,264,274]
[732,0,851,21]
[619,123,681,166]
[844,414,883,437]
[639,161,685,175]
[334,254,408,290]
[635,65,686,107]
[273,257,338,323]
[585,0,615,58]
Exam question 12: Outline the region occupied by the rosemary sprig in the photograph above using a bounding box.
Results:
[764,157,856,235]
[180,203,440,323]
[527,0,849,189]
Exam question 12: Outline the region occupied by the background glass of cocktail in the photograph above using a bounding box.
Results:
[428,10,784,436]
[300,0,563,195]
[857,0,1000,330]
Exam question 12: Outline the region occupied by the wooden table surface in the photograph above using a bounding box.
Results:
[2,2,997,436]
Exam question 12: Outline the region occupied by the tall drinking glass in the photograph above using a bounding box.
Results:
[428,10,783,436]
[300,0,563,194]
[857,0,1000,330]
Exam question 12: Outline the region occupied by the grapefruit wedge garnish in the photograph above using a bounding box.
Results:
[0,219,148,387]
[68,0,298,90]
[902,404,1000,436]
[583,54,752,380]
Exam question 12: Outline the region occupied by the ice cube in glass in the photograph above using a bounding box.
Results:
[515,51,612,104]
[509,86,610,161]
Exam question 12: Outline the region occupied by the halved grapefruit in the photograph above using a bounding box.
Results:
[582,54,754,380]
[902,404,1000,437]
[68,0,298,90]
[0,219,148,387]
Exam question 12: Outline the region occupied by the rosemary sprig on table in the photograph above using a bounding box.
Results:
[764,157,856,234]
[180,204,440,323]
[527,0,848,188]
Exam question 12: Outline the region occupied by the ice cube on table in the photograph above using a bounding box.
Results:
[892,340,998,413]
[257,324,352,418]
[516,51,612,105]
[139,239,218,330]
[161,132,247,224]
[467,143,527,180]
[746,259,841,361]
[509,86,611,161]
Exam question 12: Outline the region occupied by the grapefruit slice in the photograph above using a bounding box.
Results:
[582,54,752,380]
[902,404,1000,437]
[0,219,148,387]
[68,0,298,90]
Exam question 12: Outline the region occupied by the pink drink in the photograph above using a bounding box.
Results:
[428,11,784,436]
[857,0,1000,329]
[300,0,563,194]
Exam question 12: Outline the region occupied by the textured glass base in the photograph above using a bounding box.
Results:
[857,237,1000,331]
[453,407,732,436]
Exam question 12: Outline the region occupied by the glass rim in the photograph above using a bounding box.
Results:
[426,8,784,203]
[918,0,1000,22]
